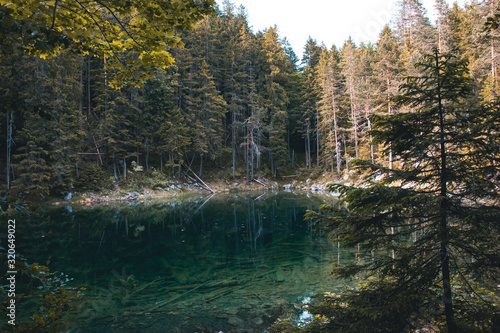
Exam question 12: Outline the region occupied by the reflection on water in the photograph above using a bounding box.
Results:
[14,192,354,332]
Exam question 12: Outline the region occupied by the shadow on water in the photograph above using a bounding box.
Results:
[13,192,354,332]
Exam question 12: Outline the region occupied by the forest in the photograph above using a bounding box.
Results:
[1,0,499,200]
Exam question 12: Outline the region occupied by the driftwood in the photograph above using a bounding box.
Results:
[182,163,216,194]
[252,178,267,187]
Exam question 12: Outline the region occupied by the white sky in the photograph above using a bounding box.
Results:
[215,0,469,59]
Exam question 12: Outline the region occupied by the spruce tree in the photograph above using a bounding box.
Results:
[44,52,83,195]
[143,70,189,176]
[11,112,52,199]
[255,26,290,177]
[183,59,227,176]
[9,53,82,198]
[98,86,139,180]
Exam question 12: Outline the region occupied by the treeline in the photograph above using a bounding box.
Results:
[1,0,500,199]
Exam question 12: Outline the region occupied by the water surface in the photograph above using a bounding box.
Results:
[13,192,353,332]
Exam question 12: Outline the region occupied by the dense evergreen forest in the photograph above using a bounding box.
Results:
[0,0,500,197]
[1,0,500,201]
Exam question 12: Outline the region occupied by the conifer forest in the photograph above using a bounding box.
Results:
[0,0,499,198]
[1,0,500,332]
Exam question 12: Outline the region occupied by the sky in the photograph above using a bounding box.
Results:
[215,0,468,59]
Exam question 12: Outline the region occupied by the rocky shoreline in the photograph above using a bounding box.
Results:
[52,176,342,207]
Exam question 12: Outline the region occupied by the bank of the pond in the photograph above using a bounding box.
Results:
[52,174,345,207]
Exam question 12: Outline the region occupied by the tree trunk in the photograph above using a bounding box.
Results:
[305,138,308,168]
[491,1,497,86]
[256,131,261,169]
[145,138,149,171]
[347,73,359,158]
[123,158,127,180]
[199,153,203,177]
[251,145,254,181]
[232,108,236,180]
[316,108,320,167]
[306,123,311,168]
[270,152,274,178]
[113,151,117,179]
[287,128,291,166]
[178,158,182,179]
[492,38,497,88]
[87,54,91,119]
[79,73,83,114]
[388,75,393,170]
[6,111,13,189]
[246,123,250,185]
[343,134,349,173]
[351,99,358,158]
[436,53,456,333]
[332,90,341,174]
[366,104,374,163]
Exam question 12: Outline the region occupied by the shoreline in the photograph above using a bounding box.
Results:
[51,177,341,207]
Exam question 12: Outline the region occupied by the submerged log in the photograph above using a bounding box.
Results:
[164,279,239,292]
[149,276,237,311]
[189,325,219,333]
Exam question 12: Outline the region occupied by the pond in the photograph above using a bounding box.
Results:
[9,192,356,332]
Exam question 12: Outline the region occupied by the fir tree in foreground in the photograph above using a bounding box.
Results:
[273,49,500,332]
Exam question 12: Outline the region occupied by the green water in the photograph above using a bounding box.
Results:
[10,192,354,332]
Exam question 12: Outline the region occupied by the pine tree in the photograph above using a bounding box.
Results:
[394,0,437,81]
[357,43,378,162]
[394,0,436,53]
[317,47,345,173]
[435,0,451,52]
[340,38,361,160]
[300,37,323,169]
[480,0,500,102]
[374,25,403,169]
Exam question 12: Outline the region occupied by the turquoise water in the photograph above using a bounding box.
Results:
[10,192,354,332]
